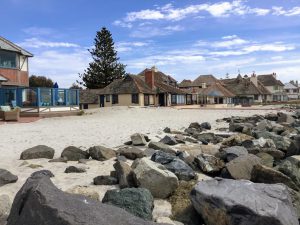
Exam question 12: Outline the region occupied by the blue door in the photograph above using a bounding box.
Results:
[100,95,105,107]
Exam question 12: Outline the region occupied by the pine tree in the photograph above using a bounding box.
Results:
[78,27,126,89]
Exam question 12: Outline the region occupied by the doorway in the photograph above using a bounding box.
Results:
[100,95,105,107]
[158,93,165,106]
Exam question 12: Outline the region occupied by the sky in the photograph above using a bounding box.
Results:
[1,0,300,87]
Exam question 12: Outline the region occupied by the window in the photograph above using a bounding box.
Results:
[132,94,139,104]
[106,95,110,102]
[144,94,149,106]
[254,95,259,100]
[177,95,185,104]
[171,94,177,105]
[0,50,18,69]
[274,86,279,91]
[112,94,118,104]
[40,89,52,106]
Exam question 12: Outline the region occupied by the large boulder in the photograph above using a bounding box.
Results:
[88,146,116,161]
[148,142,176,155]
[278,112,295,124]
[277,156,300,188]
[7,173,161,225]
[226,154,261,180]
[195,154,224,174]
[20,145,55,160]
[219,146,248,162]
[254,131,291,151]
[151,151,196,181]
[113,161,135,189]
[159,135,178,145]
[287,135,300,156]
[251,164,299,191]
[131,133,147,146]
[193,133,220,144]
[102,188,154,220]
[0,169,18,187]
[117,146,144,160]
[61,146,89,161]
[190,178,298,225]
[132,158,178,198]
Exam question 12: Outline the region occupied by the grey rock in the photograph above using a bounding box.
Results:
[201,122,211,130]
[278,112,295,124]
[49,157,68,163]
[190,178,298,225]
[113,161,135,188]
[7,174,162,225]
[88,146,116,161]
[256,152,274,167]
[132,158,178,198]
[159,135,178,145]
[251,164,299,191]
[278,156,300,188]
[94,176,118,185]
[188,122,202,131]
[163,127,171,133]
[0,169,18,187]
[102,188,154,220]
[174,134,186,144]
[65,166,86,173]
[254,131,291,151]
[117,155,127,162]
[185,136,198,143]
[31,170,54,178]
[256,120,273,132]
[117,146,144,160]
[287,135,300,156]
[226,154,261,180]
[20,145,55,160]
[131,133,147,146]
[195,154,224,174]
[265,113,278,121]
[148,142,176,155]
[193,133,219,144]
[248,147,285,160]
[219,146,248,162]
[222,133,253,146]
[61,146,89,161]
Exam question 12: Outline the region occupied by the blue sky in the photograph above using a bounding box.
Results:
[1,0,300,87]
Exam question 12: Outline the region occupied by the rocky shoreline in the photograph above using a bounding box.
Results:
[1,110,300,225]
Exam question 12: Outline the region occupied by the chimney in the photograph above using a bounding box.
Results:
[272,72,277,79]
[145,67,155,89]
[250,72,258,87]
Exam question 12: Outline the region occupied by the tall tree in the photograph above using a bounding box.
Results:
[29,75,54,87]
[78,27,126,89]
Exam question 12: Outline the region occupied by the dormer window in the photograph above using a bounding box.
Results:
[0,50,18,69]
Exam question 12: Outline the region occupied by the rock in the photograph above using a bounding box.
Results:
[131,133,147,146]
[222,133,253,146]
[102,188,153,220]
[200,144,220,156]
[201,122,211,130]
[0,195,11,223]
[132,158,178,198]
[226,154,261,180]
[117,146,144,160]
[273,123,286,134]
[160,135,178,145]
[184,128,200,136]
[278,112,295,124]
[113,161,135,188]
[251,164,299,191]
[188,122,202,131]
[66,185,100,200]
[152,200,172,220]
[163,127,171,133]
[287,135,300,156]
[265,113,278,121]
[20,145,55,160]
[277,156,300,188]
[169,180,204,225]
[190,178,298,225]
[219,146,248,162]
[143,148,156,157]
[156,217,184,225]
[288,188,300,219]
[256,120,273,131]
[185,137,198,143]
[174,134,185,144]
[93,176,118,185]
[64,166,86,173]
[151,151,196,181]
[229,122,245,132]
[116,155,127,162]
[7,174,160,225]
[148,142,176,155]
[31,170,54,178]
[88,146,116,161]
[256,152,274,167]
[124,140,133,145]
[254,131,291,151]
[49,157,68,163]
[0,169,18,186]
[195,154,224,174]
[193,133,219,144]
[248,147,285,160]
[61,146,89,161]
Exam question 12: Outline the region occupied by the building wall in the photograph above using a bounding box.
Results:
[0,68,29,87]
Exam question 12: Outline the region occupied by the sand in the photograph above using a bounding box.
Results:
[0,106,278,202]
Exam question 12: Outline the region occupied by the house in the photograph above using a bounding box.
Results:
[179,74,234,105]
[97,67,187,107]
[221,74,271,105]
[284,82,299,100]
[79,89,100,109]
[257,73,287,102]
[0,36,33,87]
[0,74,8,87]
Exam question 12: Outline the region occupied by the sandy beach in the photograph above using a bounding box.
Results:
[0,107,278,201]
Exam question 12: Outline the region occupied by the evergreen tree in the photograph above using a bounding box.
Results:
[29,75,54,87]
[78,27,126,89]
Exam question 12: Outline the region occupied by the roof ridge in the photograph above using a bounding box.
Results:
[0,36,33,57]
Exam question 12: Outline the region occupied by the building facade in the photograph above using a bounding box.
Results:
[284,82,299,100]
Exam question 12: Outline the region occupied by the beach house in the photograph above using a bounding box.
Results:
[284,82,299,100]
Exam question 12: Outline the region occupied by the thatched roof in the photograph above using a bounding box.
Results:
[79,89,100,104]
[198,83,235,97]
[155,82,187,94]
[138,68,177,85]
[0,36,33,57]
[193,75,218,86]
[178,79,192,88]
[257,74,284,87]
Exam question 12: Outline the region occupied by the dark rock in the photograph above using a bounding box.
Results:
[0,169,18,187]
[131,133,147,146]
[49,157,68,163]
[193,133,219,144]
[88,146,116,161]
[188,122,202,131]
[65,166,86,173]
[184,127,200,136]
[7,175,162,225]
[241,139,254,148]
[265,113,278,121]
[277,156,300,188]
[159,135,178,145]
[190,178,298,225]
[61,146,89,161]
[94,176,118,185]
[113,161,135,188]
[201,122,211,130]
[117,147,144,160]
[31,170,54,178]
[254,131,291,151]
[248,147,285,160]
[287,135,300,156]
[278,112,295,124]
[256,120,273,132]
[226,154,261,180]
[148,142,176,155]
[251,164,299,191]
[124,141,133,145]
[20,145,55,160]
[163,127,171,133]
[195,154,224,174]
[219,146,248,162]
[102,188,154,220]
[229,122,244,132]
[151,151,175,164]
[222,133,253,146]
[174,134,186,144]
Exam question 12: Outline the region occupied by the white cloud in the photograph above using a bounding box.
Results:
[272,6,300,16]
[22,27,54,36]
[164,25,184,31]
[116,41,150,52]
[19,38,80,48]
[125,9,165,22]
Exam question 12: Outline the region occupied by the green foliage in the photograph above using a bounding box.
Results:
[29,75,54,88]
[78,27,126,89]
[70,83,82,89]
